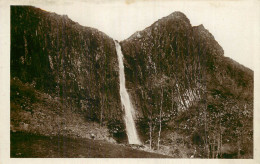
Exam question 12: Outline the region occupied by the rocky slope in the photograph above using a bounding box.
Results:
[11,6,128,143]
[11,6,253,158]
[11,6,123,123]
[120,12,253,158]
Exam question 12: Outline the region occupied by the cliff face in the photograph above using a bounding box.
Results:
[120,12,200,113]
[11,6,253,158]
[120,12,253,157]
[11,6,125,141]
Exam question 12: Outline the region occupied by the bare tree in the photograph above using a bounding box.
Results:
[157,87,163,150]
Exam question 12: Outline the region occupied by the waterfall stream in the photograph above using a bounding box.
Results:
[114,40,141,145]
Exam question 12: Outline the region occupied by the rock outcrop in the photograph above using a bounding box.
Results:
[11,6,122,123]
[120,11,253,158]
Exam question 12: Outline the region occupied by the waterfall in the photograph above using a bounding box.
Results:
[114,40,141,145]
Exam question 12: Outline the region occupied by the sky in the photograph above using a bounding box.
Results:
[31,0,259,70]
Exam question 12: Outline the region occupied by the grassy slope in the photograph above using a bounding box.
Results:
[10,78,175,158]
[11,78,115,142]
[11,132,171,158]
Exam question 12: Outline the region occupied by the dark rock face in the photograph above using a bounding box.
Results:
[11,6,253,158]
[120,11,253,158]
[11,6,122,123]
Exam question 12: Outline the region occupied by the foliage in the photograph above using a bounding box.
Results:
[107,119,127,142]
[11,78,39,113]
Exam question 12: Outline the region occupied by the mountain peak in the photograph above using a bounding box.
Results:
[193,24,224,56]
[197,24,205,29]
[158,11,191,26]
[123,11,191,42]
[168,11,189,20]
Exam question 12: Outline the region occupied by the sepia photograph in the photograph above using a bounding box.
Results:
[0,0,259,162]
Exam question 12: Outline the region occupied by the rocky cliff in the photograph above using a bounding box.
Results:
[11,6,124,141]
[120,12,253,158]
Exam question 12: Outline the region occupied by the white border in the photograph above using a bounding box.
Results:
[0,0,259,164]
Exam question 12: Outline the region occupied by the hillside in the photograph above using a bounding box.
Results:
[120,11,253,158]
[11,6,130,141]
[11,6,253,158]
[11,132,171,158]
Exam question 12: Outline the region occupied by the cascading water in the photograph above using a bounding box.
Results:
[114,40,141,145]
